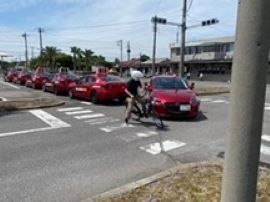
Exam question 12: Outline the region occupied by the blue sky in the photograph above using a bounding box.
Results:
[0,0,238,62]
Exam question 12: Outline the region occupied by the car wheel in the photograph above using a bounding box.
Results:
[68,90,74,99]
[54,88,59,96]
[90,91,98,104]
[42,85,46,92]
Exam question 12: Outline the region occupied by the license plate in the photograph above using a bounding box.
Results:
[180,105,191,111]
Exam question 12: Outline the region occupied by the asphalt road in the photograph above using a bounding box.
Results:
[1,81,270,201]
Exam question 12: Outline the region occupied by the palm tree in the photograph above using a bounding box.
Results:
[70,47,82,72]
[82,49,94,71]
[44,46,58,71]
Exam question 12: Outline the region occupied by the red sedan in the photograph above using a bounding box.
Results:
[4,69,18,82]
[15,71,32,85]
[43,73,79,95]
[26,69,52,89]
[68,74,127,104]
[148,76,200,119]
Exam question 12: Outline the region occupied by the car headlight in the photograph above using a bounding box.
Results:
[190,96,200,106]
[152,98,162,106]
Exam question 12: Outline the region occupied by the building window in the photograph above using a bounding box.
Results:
[176,48,180,56]
[195,46,202,54]
[203,46,215,52]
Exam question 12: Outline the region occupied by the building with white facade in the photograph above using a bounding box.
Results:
[170,36,235,81]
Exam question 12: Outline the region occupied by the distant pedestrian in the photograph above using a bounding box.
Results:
[187,72,191,80]
[199,72,204,80]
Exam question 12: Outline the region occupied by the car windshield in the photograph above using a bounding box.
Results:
[153,77,188,90]
[101,75,121,82]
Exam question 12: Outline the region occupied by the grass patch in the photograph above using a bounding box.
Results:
[96,162,270,202]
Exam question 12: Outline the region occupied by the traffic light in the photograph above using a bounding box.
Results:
[201,18,219,26]
[151,16,167,24]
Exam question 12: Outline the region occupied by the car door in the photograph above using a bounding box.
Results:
[80,76,96,99]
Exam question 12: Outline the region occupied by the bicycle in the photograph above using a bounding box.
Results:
[125,91,165,129]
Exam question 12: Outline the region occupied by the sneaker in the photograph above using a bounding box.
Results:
[124,118,128,124]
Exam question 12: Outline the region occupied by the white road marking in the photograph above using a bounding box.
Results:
[86,117,120,125]
[100,123,134,133]
[200,98,212,102]
[74,113,105,120]
[0,97,7,101]
[0,110,71,138]
[65,110,93,115]
[265,106,270,111]
[262,135,270,142]
[80,101,92,106]
[0,127,58,138]
[0,81,20,89]
[212,100,228,103]
[261,144,270,155]
[140,140,186,155]
[30,109,71,128]
[57,107,83,112]
[136,131,158,138]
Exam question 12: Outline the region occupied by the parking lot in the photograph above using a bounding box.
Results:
[1,79,270,201]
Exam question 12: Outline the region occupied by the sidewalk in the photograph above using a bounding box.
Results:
[0,79,65,111]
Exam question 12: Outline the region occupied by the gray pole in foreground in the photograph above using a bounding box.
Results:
[179,0,187,76]
[38,27,44,56]
[152,16,157,76]
[221,1,270,202]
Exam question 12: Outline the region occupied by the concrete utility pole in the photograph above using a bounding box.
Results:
[31,47,35,59]
[127,41,131,61]
[179,0,187,76]
[38,27,44,56]
[221,1,270,202]
[152,16,157,76]
[22,32,29,70]
[117,40,123,76]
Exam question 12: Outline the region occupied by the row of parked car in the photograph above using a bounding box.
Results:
[3,67,200,119]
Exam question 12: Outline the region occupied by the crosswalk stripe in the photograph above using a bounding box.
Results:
[262,135,270,142]
[261,144,270,155]
[57,107,83,112]
[140,140,186,155]
[212,100,228,103]
[86,117,120,125]
[136,131,158,138]
[80,101,92,106]
[100,123,134,133]
[65,110,93,115]
[200,98,212,102]
[74,113,105,120]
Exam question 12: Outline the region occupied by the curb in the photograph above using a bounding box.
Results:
[197,90,230,96]
[88,161,223,202]
[0,98,65,111]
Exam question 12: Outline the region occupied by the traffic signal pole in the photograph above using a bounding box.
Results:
[179,0,187,77]
[221,0,270,201]
[152,16,157,76]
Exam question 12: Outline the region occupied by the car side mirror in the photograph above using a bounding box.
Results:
[190,82,195,90]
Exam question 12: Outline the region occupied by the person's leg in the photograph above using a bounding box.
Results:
[125,97,134,123]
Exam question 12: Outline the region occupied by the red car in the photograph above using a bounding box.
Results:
[148,76,200,119]
[68,74,127,103]
[43,73,79,95]
[4,69,18,82]
[15,71,32,85]
[26,70,52,89]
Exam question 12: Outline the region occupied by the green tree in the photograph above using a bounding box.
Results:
[82,49,94,71]
[70,46,82,71]
[140,54,150,62]
[44,46,58,71]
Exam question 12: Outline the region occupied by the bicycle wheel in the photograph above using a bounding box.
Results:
[152,112,164,129]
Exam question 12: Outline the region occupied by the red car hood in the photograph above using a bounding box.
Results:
[152,89,195,103]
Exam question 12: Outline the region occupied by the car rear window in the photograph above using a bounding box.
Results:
[153,77,188,90]
[101,75,121,82]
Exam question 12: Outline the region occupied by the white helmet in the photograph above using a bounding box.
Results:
[131,70,143,81]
